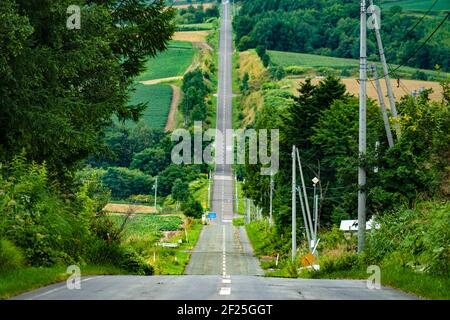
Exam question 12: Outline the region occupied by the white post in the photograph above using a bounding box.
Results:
[297,186,311,248]
[235,175,238,214]
[369,0,400,137]
[291,145,297,262]
[296,148,314,251]
[269,172,274,227]
[358,0,367,253]
[371,64,394,148]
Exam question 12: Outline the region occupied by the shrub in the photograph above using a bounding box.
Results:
[318,253,361,274]
[0,239,25,273]
[181,197,203,219]
[366,201,450,276]
[284,66,311,75]
[120,248,154,275]
[233,218,245,226]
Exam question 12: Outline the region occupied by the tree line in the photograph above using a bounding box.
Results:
[0,0,176,274]
[241,75,450,236]
[233,0,450,71]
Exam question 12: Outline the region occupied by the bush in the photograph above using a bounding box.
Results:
[120,248,154,275]
[284,66,310,75]
[181,197,203,219]
[0,239,25,273]
[233,218,245,226]
[319,253,361,274]
[366,201,450,276]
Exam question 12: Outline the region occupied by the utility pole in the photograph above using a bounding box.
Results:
[296,148,314,251]
[358,0,367,253]
[235,175,238,214]
[312,177,319,245]
[246,198,250,223]
[208,171,211,209]
[371,64,394,148]
[368,0,400,137]
[291,145,297,262]
[297,186,311,249]
[154,176,158,211]
[269,172,274,227]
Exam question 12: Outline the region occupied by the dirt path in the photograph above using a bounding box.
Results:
[193,41,213,51]
[140,76,182,85]
[165,84,181,132]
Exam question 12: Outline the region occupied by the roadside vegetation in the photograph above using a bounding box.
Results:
[232,1,450,299]
[0,0,214,299]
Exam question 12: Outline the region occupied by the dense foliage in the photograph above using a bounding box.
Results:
[242,75,450,236]
[180,69,212,125]
[176,3,220,24]
[0,0,175,275]
[234,0,450,71]
[0,0,175,179]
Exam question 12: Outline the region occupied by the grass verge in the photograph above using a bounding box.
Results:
[0,264,127,300]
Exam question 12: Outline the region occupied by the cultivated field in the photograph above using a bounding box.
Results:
[136,41,196,81]
[381,0,450,11]
[103,203,156,214]
[127,83,174,129]
[288,78,444,103]
[268,50,446,80]
[177,23,214,31]
[172,30,209,43]
[173,3,214,9]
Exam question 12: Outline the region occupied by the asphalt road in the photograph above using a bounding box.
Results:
[13,275,416,300]
[11,1,417,301]
[185,0,263,278]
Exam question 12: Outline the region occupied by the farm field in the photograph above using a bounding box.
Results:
[288,78,444,103]
[173,2,214,9]
[268,50,446,80]
[172,30,210,43]
[381,0,450,12]
[106,214,183,237]
[127,83,173,129]
[103,203,156,214]
[136,41,196,81]
[177,23,214,31]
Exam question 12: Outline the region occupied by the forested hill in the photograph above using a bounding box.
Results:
[233,0,450,71]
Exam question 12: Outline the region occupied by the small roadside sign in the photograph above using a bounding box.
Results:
[300,252,315,267]
[208,212,217,219]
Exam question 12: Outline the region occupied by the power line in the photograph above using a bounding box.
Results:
[404,0,440,38]
[369,11,449,82]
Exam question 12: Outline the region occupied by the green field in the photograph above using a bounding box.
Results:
[177,23,214,31]
[127,83,173,129]
[381,0,450,11]
[136,41,196,81]
[107,214,183,239]
[268,50,446,80]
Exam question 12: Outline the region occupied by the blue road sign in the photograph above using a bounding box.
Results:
[208,212,217,219]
